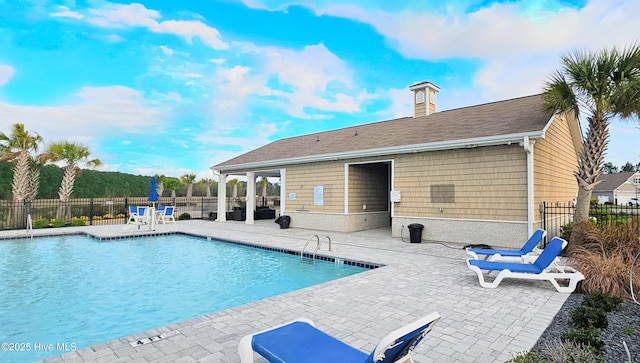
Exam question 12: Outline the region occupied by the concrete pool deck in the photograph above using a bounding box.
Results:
[3,220,570,362]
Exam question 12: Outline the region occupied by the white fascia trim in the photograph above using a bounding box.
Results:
[212,131,544,173]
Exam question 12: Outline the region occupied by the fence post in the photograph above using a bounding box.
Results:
[89,198,94,226]
[124,198,129,224]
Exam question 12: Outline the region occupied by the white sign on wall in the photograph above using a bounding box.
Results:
[314,184,324,206]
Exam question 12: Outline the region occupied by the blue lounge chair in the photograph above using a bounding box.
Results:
[238,312,441,363]
[466,237,584,293]
[466,229,547,261]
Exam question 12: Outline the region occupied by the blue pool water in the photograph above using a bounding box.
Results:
[0,234,368,363]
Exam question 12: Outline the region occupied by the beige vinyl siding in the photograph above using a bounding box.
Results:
[393,145,528,221]
[283,161,345,213]
[428,102,436,115]
[533,115,579,207]
[414,102,426,117]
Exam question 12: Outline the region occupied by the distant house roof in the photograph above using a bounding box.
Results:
[213,94,554,172]
[594,171,639,192]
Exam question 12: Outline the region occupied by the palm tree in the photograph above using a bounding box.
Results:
[180,173,196,203]
[154,174,166,197]
[543,43,640,244]
[46,141,103,220]
[0,124,43,227]
[26,153,50,202]
[163,177,181,201]
[258,176,269,205]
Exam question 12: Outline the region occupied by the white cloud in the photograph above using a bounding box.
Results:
[0,86,164,145]
[154,20,227,49]
[159,45,174,55]
[83,2,228,49]
[50,5,84,19]
[379,87,412,119]
[0,65,15,86]
[241,0,640,106]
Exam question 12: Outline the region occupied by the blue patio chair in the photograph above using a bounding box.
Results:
[238,312,441,363]
[466,229,547,261]
[157,206,176,224]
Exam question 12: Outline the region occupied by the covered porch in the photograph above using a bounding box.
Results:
[214,168,285,225]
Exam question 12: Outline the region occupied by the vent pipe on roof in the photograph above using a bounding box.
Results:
[409,81,440,118]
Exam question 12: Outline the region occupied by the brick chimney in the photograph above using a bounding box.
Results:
[409,81,440,117]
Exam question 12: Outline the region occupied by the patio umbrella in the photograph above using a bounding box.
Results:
[149,176,159,207]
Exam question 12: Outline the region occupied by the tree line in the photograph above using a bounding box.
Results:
[602,161,640,174]
[0,123,281,203]
[0,161,282,199]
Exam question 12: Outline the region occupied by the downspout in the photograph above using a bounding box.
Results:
[521,136,535,236]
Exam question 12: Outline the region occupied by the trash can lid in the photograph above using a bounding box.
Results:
[408,223,424,229]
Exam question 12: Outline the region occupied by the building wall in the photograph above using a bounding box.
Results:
[532,114,580,236]
[393,145,528,221]
[284,161,345,213]
[533,114,579,207]
[617,179,640,204]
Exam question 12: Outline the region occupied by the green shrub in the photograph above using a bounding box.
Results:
[50,219,66,228]
[32,219,49,229]
[561,327,605,352]
[71,218,86,226]
[582,292,622,312]
[560,222,573,242]
[505,351,549,362]
[570,306,608,329]
[177,212,191,220]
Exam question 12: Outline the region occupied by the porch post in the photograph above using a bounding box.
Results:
[217,173,227,222]
[246,172,256,224]
[279,168,286,216]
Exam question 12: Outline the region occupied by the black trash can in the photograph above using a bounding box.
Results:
[407,223,424,243]
[275,215,291,229]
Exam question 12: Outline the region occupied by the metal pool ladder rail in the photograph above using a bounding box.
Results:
[300,235,332,264]
[26,214,33,238]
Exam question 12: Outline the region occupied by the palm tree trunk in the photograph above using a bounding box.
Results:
[10,151,30,228]
[570,114,610,244]
[27,166,40,202]
[57,165,76,220]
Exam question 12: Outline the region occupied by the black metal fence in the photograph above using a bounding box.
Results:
[540,201,640,241]
[0,196,281,230]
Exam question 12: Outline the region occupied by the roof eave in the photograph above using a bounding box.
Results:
[211,131,544,174]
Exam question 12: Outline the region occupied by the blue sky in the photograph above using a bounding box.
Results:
[0,0,638,180]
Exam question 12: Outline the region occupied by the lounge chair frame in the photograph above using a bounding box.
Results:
[466,237,584,293]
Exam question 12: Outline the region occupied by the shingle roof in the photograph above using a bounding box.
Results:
[594,172,638,191]
[214,94,552,170]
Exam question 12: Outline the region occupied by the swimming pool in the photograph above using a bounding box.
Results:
[0,233,370,363]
